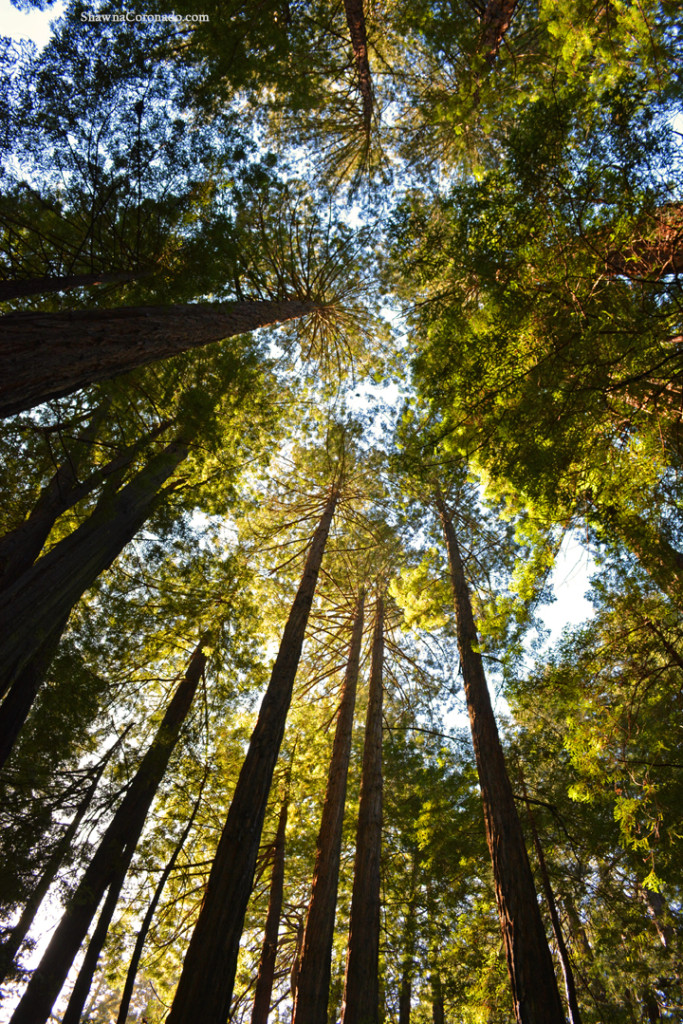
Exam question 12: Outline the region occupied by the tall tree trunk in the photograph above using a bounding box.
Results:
[342,0,373,131]
[0,299,317,418]
[398,886,418,1024]
[436,492,566,1024]
[61,867,129,1024]
[0,614,69,769]
[167,489,338,1024]
[251,791,289,1024]
[0,409,171,590]
[115,771,207,1024]
[0,271,139,302]
[520,777,583,1024]
[431,973,444,1024]
[9,643,207,1024]
[341,594,384,1024]
[293,591,365,1024]
[0,728,130,983]
[0,434,191,717]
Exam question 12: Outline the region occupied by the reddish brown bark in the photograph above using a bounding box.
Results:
[479,0,519,58]
[167,490,338,1024]
[342,0,373,131]
[10,644,208,1024]
[341,595,384,1024]
[251,793,289,1024]
[436,492,566,1024]
[0,299,317,418]
[292,591,365,1024]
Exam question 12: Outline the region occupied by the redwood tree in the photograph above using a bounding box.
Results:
[341,593,384,1024]
[0,434,192,761]
[0,299,316,418]
[292,590,365,1024]
[167,486,339,1024]
[251,789,290,1024]
[9,643,208,1024]
[436,491,566,1024]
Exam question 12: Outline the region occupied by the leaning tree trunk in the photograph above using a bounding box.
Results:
[341,594,384,1024]
[167,489,338,1024]
[0,433,191,738]
[0,728,130,983]
[0,614,70,769]
[251,791,290,1024]
[115,770,207,1024]
[293,591,365,1024]
[436,492,566,1024]
[0,408,171,590]
[9,644,207,1024]
[61,867,129,1024]
[0,299,317,418]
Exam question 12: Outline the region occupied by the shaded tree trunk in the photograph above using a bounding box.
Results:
[398,885,418,1024]
[342,0,373,131]
[0,615,69,769]
[252,791,289,1024]
[436,491,566,1024]
[431,973,444,1024]
[0,271,139,302]
[167,489,338,1024]
[520,778,583,1024]
[9,643,207,1024]
[0,299,317,418]
[0,434,191,726]
[0,407,171,590]
[0,728,129,983]
[115,771,207,1024]
[61,867,128,1024]
[341,595,384,1024]
[293,591,365,1024]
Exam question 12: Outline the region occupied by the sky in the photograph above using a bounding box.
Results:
[0,0,64,47]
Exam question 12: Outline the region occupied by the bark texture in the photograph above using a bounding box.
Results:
[0,299,317,418]
[479,0,519,57]
[251,793,289,1024]
[436,492,566,1024]
[167,490,338,1024]
[342,0,373,131]
[341,595,384,1024]
[293,591,365,1024]
[9,644,207,1024]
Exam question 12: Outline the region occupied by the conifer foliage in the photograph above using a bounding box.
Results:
[1,3,683,1023]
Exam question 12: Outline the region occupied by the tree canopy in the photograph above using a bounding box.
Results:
[1,2,683,1023]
